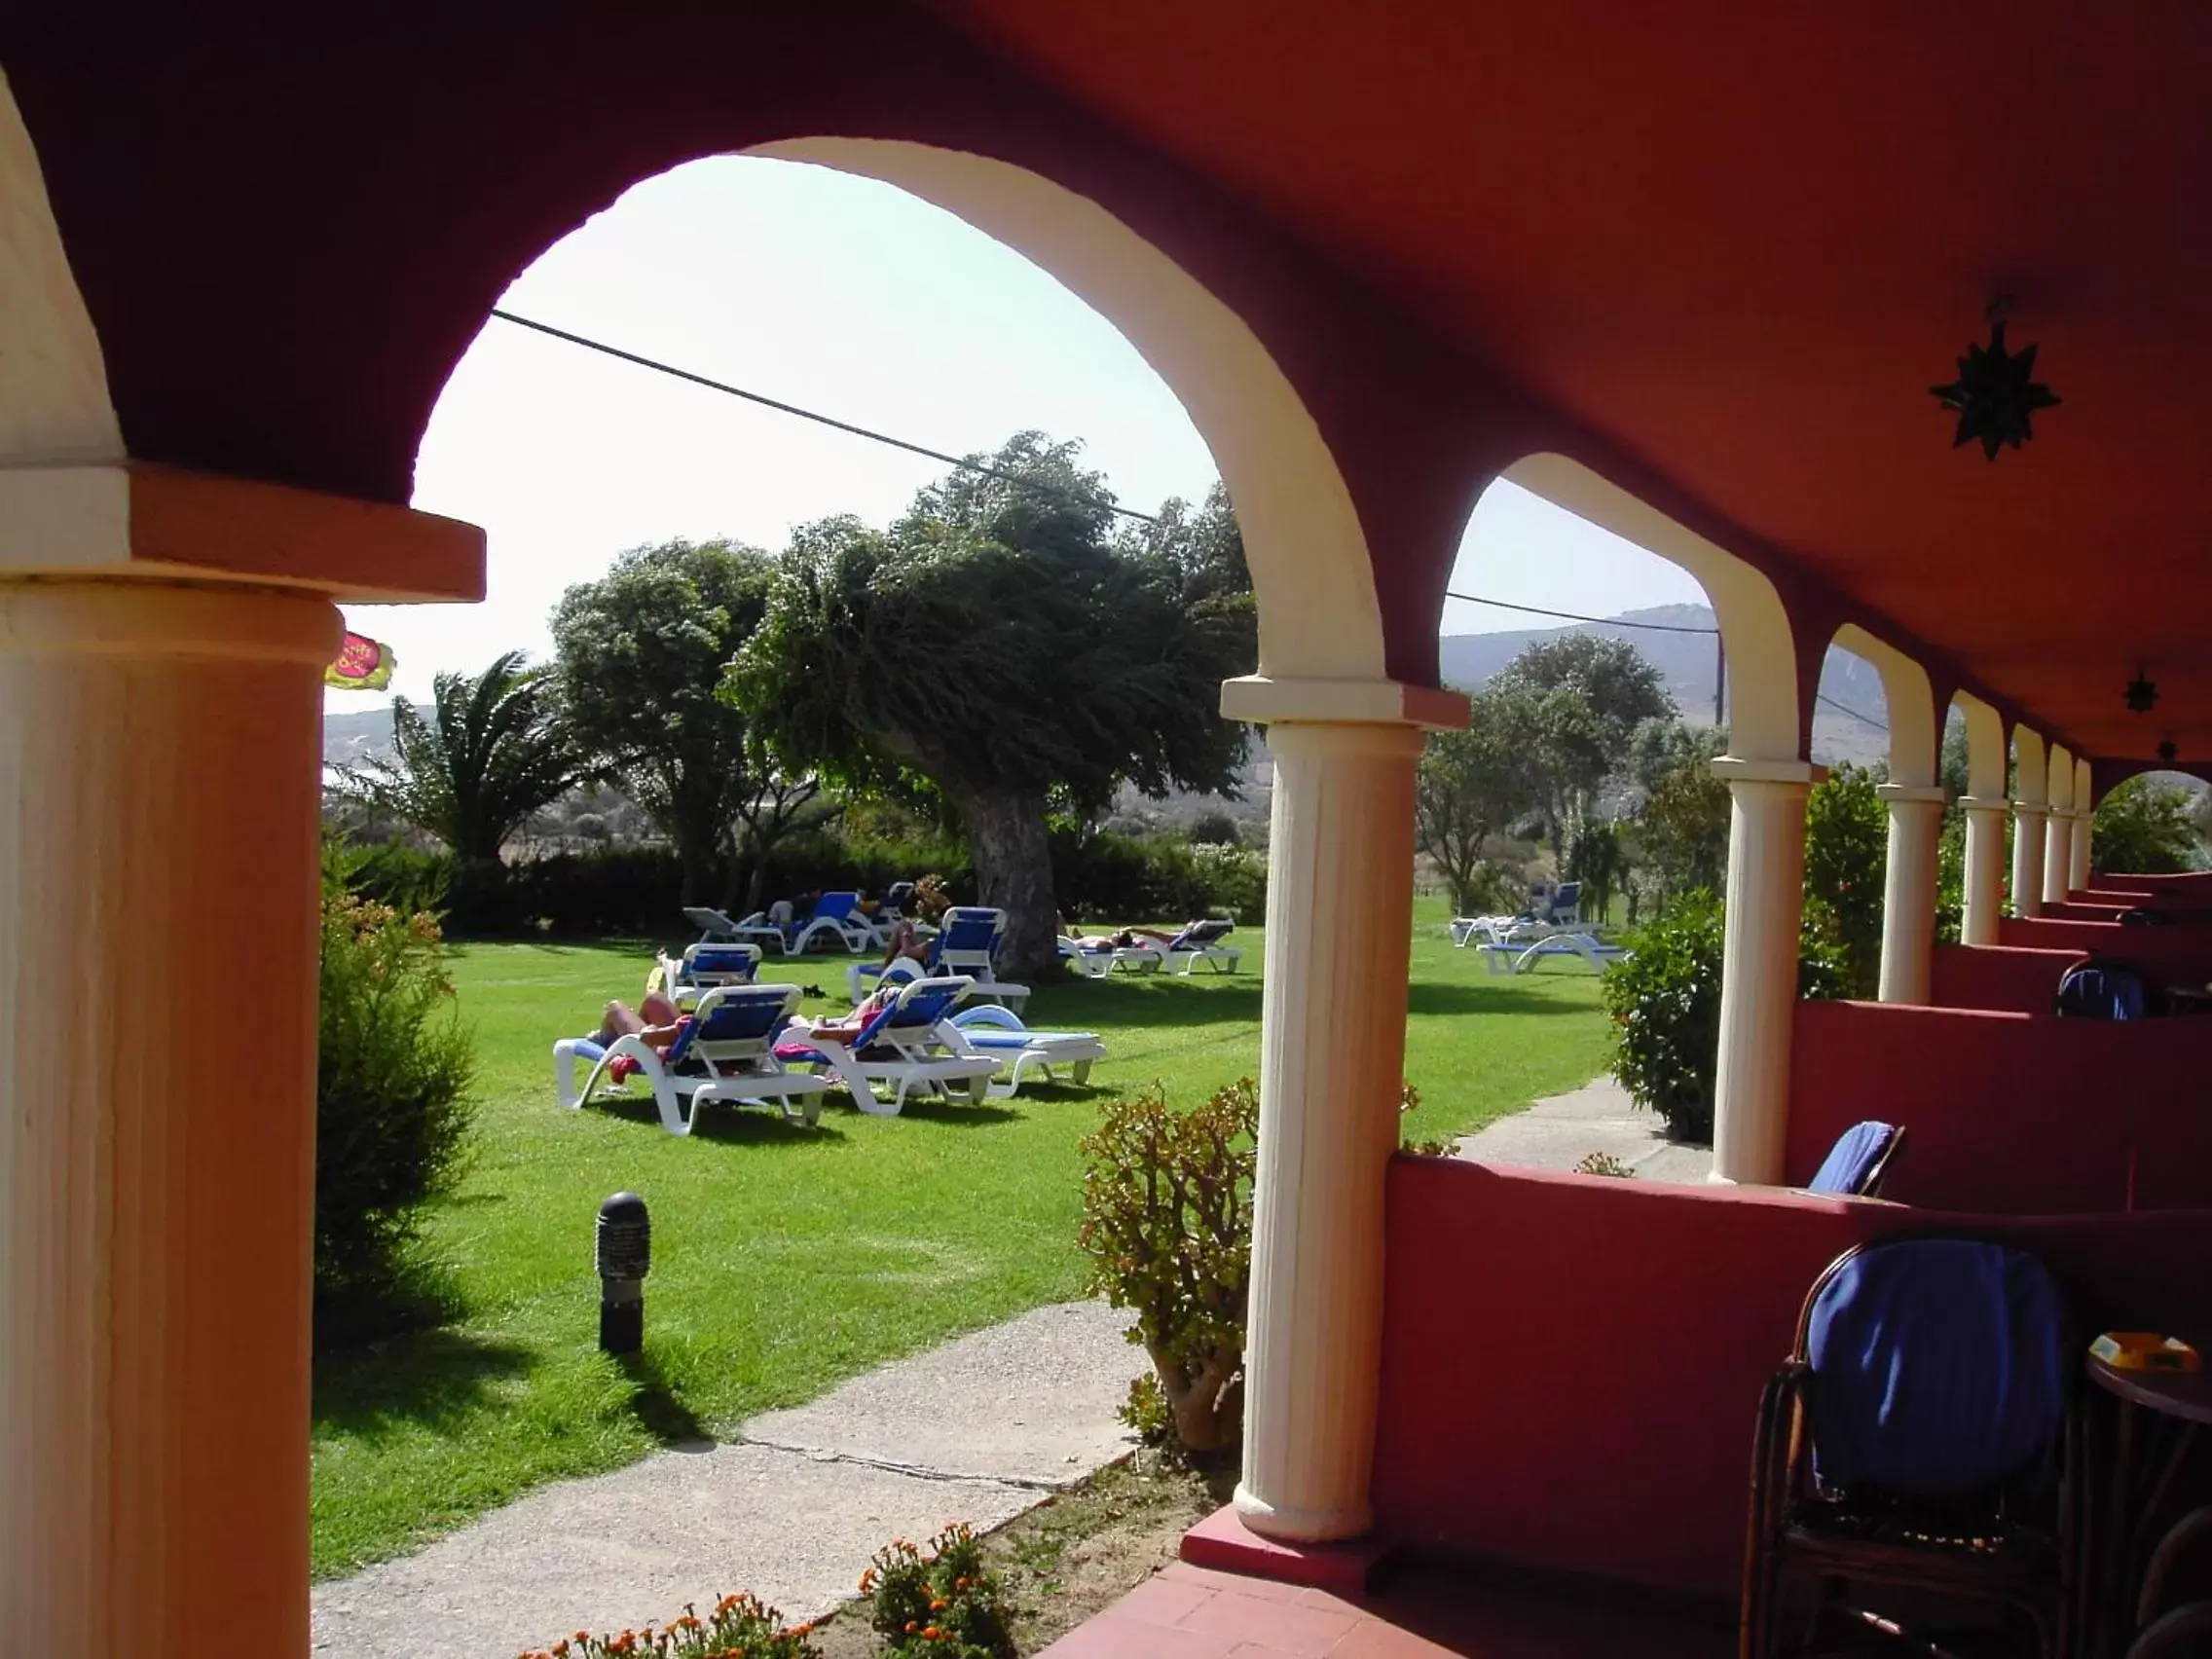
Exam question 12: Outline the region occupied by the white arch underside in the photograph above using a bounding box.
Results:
[1502,454,1801,762]
[753,138,1386,686]
[1833,623,1936,788]
[0,68,122,466]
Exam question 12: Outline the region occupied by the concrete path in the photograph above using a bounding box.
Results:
[1453,1074,1713,1183]
[312,1301,1144,1658]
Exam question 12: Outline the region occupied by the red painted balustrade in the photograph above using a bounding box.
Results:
[1929,941,2085,1014]
[1787,998,2212,1213]
[1999,914,2212,984]
[1372,1157,2212,1601]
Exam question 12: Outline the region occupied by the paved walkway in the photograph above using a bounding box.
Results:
[1453,1074,1713,1183]
[312,1301,1144,1658]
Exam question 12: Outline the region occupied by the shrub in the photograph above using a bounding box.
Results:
[863,1525,1011,1658]
[1573,1150,1634,1178]
[315,857,476,1341]
[1802,763,1888,996]
[2092,774,2205,874]
[1185,809,1242,846]
[1603,890,1851,1142]
[1051,829,1267,926]
[1077,1080,1256,1455]
[516,1591,823,1657]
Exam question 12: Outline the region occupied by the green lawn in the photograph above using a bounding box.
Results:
[309,896,1612,1577]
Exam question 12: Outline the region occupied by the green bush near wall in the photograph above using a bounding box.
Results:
[1602,889,1852,1142]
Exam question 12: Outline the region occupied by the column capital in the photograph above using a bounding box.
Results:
[1220,673,1467,729]
[1710,756,1826,789]
[2011,798,2050,818]
[1876,783,1950,806]
[0,461,484,603]
[1957,793,2013,814]
[0,578,340,665]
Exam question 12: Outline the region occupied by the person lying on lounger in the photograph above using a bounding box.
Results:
[879,918,934,970]
[584,991,691,1082]
[794,981,903,1048]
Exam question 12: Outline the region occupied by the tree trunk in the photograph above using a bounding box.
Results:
[950,784,1060,977]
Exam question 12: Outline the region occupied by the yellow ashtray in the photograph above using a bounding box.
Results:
[2090,1332,2202,1373]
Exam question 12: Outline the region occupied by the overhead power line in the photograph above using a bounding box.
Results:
[489,308,1160,526]
[1443,589,1718,635]
[1447,585,1891,732]
[503,315,1894,735]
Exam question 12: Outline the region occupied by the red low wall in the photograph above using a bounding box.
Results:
[1373,1157,2212,1600]
[1999,915,2212,984]
[1787,998,2212,1212]
[1929,942,2083,1014]
[2090,870,2212,901]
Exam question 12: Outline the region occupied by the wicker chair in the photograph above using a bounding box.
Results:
[1740,1237,2081,1658]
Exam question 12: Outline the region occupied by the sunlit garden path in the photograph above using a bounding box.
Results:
[310,897,1612,1577]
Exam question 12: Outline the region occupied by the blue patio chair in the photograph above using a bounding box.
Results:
[1803,1121,1903,1198]
[2055,958,2150,1018]
[655,940,761,1008]
[1741,1237,2077,1659]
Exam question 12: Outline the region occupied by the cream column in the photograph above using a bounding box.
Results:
[1218,675,1457,1545]
[1710,758,1820,1186]
[1,579,341,1657]
[2010,799,2048,916]
[2043,748,2076,906]
[1958,796,2010,945]
[1876,784,1947,1004]
[1233,718,1422,1541]
[2072,758,2095,891]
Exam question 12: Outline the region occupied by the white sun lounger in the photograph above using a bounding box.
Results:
[1475,932,1632,976]
[775,975,1003,1116]
[947,1004,1105,1095]
[552,983,829,1134]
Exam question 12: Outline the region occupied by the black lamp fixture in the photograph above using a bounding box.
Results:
[2125,665,2160,715]
[596,1191,651,1355]
[1930,296,2060,460]
[2158,739,2180,765]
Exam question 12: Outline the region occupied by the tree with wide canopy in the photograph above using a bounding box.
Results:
[726,434,1255,975]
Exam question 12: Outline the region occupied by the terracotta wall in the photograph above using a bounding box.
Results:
[1998,915,2212,984]
[1373,1157,2212,1600]
[1787,999,2212,1212]
[1928,942,2084,1014]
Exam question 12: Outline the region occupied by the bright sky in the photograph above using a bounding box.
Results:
[346,156,1708,703]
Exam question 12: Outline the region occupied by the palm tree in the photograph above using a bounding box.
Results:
[336,652,586,862]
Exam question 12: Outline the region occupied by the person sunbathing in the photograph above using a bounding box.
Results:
[586,991,690,1083]
[795,981,902,1048]
[879,918,934,969]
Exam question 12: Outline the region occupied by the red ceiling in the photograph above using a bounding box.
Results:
[943,1,2212,761]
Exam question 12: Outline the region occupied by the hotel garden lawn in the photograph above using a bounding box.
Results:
[309,896,1612,1576]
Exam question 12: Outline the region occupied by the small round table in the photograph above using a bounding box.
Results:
[2086,1355,2212,1654]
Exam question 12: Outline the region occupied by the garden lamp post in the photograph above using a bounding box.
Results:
[597,1191,651,1354]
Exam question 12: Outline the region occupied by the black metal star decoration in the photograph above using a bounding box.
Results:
[2125,665,2160,714]
[2158,739,2180,764]
[1930,301,2060,460]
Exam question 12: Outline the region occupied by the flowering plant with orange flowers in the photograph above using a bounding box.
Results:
[515,1591,822,1659]
[861,1524,1011,1657]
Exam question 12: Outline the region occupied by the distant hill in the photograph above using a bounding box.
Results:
[1439,604,1892,767]
[323,702,413,771]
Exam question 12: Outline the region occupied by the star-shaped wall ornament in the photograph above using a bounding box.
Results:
[2158,739,2180,764]
[1930,319,2060,460]
[2125,666,2160,714]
